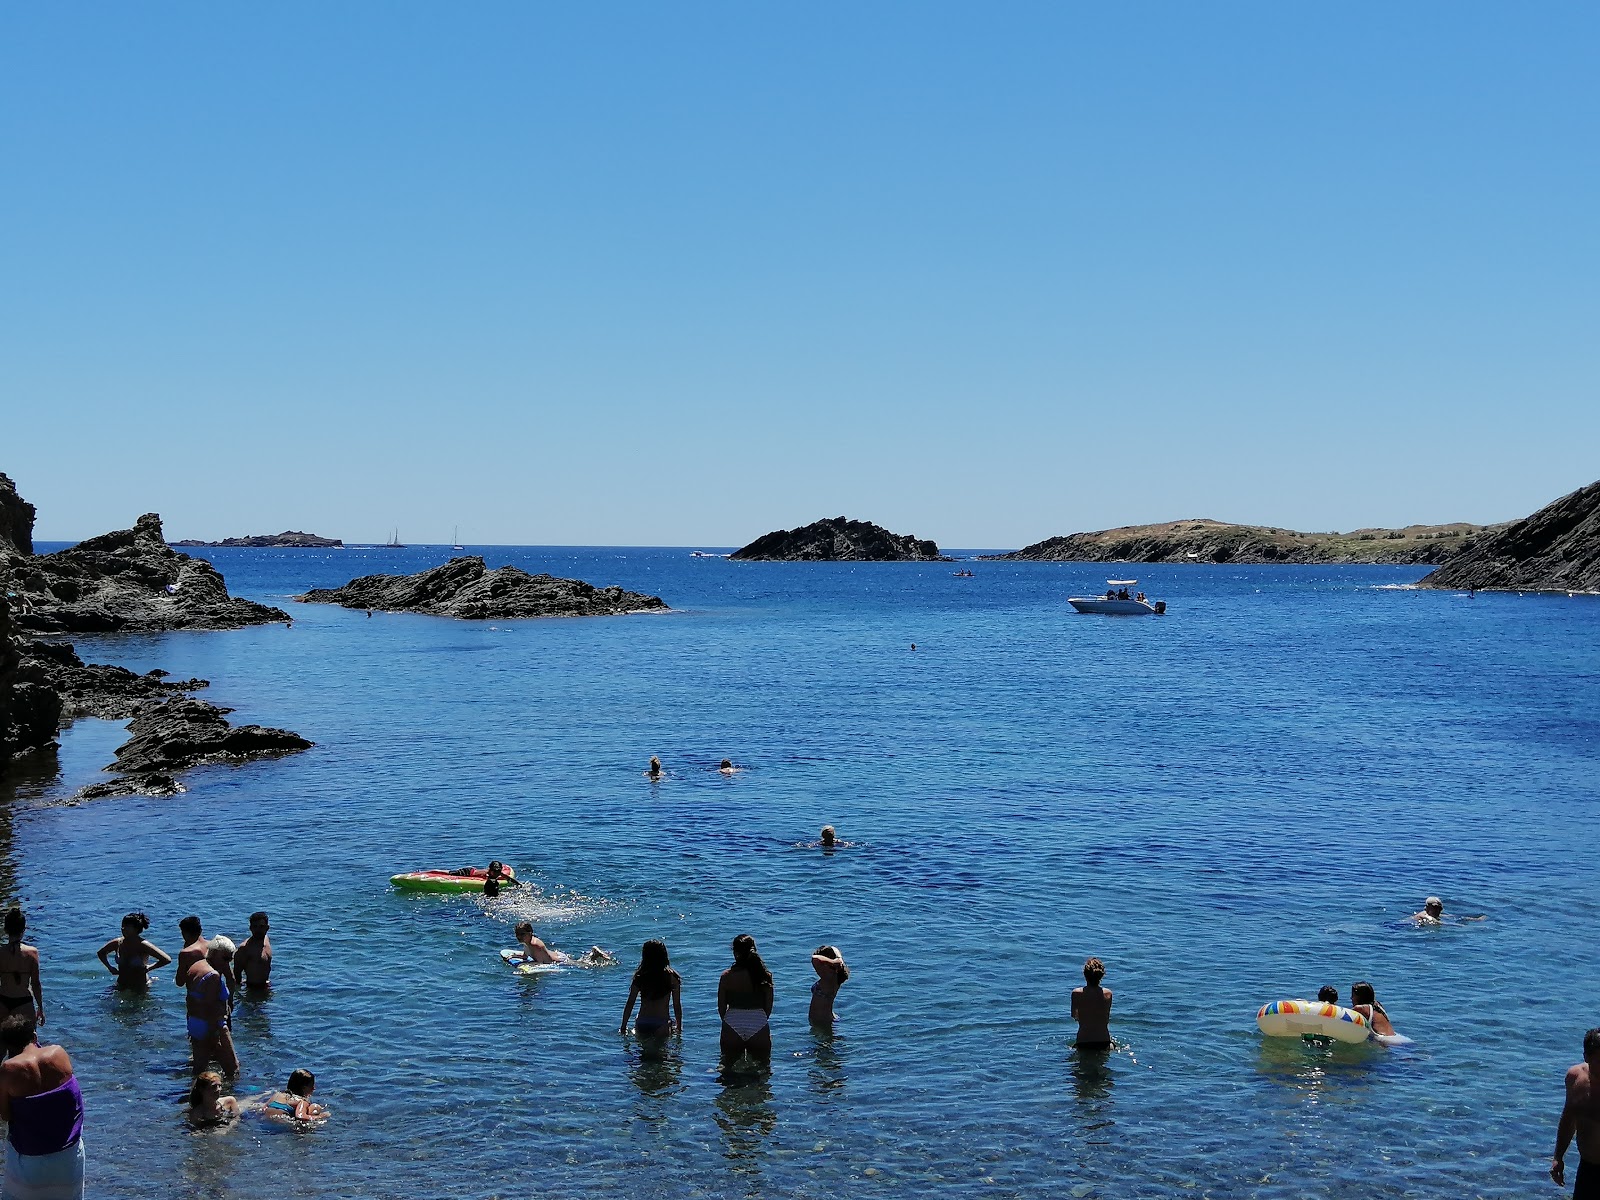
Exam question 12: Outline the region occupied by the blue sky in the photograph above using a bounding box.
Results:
[4,3,1596,547]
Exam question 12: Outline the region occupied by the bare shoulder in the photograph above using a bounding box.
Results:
[1071,985,1084,997]
[1567,1062,1590,1088]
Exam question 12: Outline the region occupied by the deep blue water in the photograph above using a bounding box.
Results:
[4,545,1598,1198]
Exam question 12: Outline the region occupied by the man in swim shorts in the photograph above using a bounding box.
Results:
[234,912,272,990]
[174,917,208,989]
[1553,1027,1600,1196]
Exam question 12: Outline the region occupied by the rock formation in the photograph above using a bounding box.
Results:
[297,556,668,619]
[0,473,35,558]
[1417,479,1600,592]
[729,517,951,562]
[108,697,311,775]
[985,518,1492,565]
[171,531,343,548]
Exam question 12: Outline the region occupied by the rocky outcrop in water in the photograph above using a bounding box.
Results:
[985,518,1492,565]
[8,512,289,634]
[108,696,311,775]
[730,517,951,562]
[1417,479,1600,593]
[0,595,59,766]
[172,531,343,548]
[297,556,668,619]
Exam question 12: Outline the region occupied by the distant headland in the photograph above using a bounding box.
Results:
[983,518,1501,565]
[730,517,952,562]
[171,531,343,548]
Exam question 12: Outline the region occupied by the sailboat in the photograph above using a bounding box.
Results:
[452,526,464,551]
[386,528,406,549]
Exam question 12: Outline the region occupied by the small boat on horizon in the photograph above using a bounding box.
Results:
[453,525,464,551]
[386,528,406,549]
[953,569,975,577]
[1068,579,1165,615]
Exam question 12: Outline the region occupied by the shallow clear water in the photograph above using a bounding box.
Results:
[4,546,1597,1198]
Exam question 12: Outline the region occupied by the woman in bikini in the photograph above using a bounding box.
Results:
[620,940,682,1038]
[1349,981,1398,1036]
[259,1069,326,1122]
[0,909,43,1027]
[718,934,774,1062]
[808,945,848,1026]
[97,912,172,992]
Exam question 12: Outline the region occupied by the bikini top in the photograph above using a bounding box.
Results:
[187,968,229,1008]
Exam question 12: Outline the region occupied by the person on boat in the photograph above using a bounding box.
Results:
[259,1069,326,1122]
[808,945,848,1026]
[188,1071,239,1126]
[174,916,209,990]
[234,912,272,991]
[97,912,172,992]
[1551,1027,1600,1192]
[0,1014,83,1198]
[1117,588,1130,600]
[1071,957,1113,1049]
[1317,985,1340,1004]
[1349,981,1397,1037]
[647,755,663,780]
[185,938,239,1077]
[0,909,44,1026]
[820,825,837,849]
[620,940,682,1038]
[1104,589,1114,600]
[718,934,774,1063]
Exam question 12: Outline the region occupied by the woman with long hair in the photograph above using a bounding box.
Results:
[718,934,774,1061]
[620,940,682,1037]
[808,946,849,1026]
[1349,981,1398,1036]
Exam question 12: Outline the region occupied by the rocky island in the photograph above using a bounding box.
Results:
[730,517,951,562]
[172,531,343,548]
[1,472,310,797]
[296,556,669,619]
[1418,478,1600,593]
[985,518,1497,565]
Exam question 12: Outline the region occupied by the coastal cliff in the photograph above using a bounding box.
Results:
[1417,479,1600,593]
[172,531,343,548]
[297,556,669,618]
[730,517,951,562]
[985,518,1492,565]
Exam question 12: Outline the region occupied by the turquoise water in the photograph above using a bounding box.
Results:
[4,547,1597,1198]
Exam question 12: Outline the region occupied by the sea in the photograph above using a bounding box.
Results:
[3,544,1597,1199]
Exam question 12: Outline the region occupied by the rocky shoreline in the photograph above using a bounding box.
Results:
[1418,478,1600,592]
[296,556,668,619]
[730,517,951,562]
[1,473,311,799]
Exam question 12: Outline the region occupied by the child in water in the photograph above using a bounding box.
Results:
[188,1071,239,1125]
[511,920,613,967]
[260,1069,326,1122]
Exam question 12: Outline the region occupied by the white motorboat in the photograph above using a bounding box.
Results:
[1068,579,1165,615]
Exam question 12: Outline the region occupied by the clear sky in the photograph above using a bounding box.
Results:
[4,3,1596,547]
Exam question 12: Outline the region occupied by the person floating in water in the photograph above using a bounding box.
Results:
[809,945,848,1026]
[97,912,172,992]
[234,912,272,991]
[259,1069,326,1123]
[718,759,739,775]
[510,921,611,967]
[0,909,45,1026]
[1552,1027,1600,1194]
[482,861,519,899]
[718,934,774,1063]
[1071,957,1113,1049]
[820,825,837,849]
[1410,895,1484,925]
[1349,981,1397,1037]
[620,940,682,1037]
[1317,985,1339,1004]
[188,1071,239,1126]
[647,756,663,780]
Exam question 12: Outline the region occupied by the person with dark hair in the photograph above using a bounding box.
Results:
[261,1069,325,1122]
[235,912,272,991]
[0,1013,83,1196]
[185,938,239,1078]
[1349,982,1397,1037]
[646,756,663,781]
[1553,1028,1600,1193]
[0,909,43,1027]
[482,862,519,899]
[1071,957,1113,1049]
[718,934,774,1061]
[174,916,208,990]
[188,1071,239,1125]
[1316,985,1340,1004]
[620,940,682,1037]
[820,826,837,849]
[97,913,172,992]
[808,946,849,1026]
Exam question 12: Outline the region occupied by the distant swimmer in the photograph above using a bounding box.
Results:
[188,1071,239,1126]
[1349,981,1397,1037]
[0,909,45,1025]
[1071,957,1113,1049]
[718,934,774,1063]
[1411,896,1484,925]
[234,912,272,991]
[620,940,682,1037]
[809,945,848,1026]
[910,643,916,651]
[1552,1027,1600,1193]
[718,759,739,775]
[820,825,837,849]
[647,756,663,780]
[97,912,172,992]
[259,1069,326,1123]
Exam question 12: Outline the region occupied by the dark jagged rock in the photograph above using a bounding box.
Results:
[729,517,951,562]
[109,697,312,775]
[296,556,668,619]
[0,595,60,765]
[8,512,289,634]
[75,773,185,801]
[0,473,35,557]
[172,531,343,548]
[984,518,1494,565]
[1418,479,1600,593]
[23,640,206,721]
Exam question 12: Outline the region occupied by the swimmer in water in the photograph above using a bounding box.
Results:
[1413,896,1446,924]
[820,825,837,849]
[0,908,44,1026]
[620,939,682,1037]
[809,945,848,1026]
[647,756,663,780]
[482,861,519,899]
[1071,957,1113,1049]
[510,920,611,967]
[718,759,738,775]
[1349,981,1397,1037]
[188,1071,239,1125]
[234,912,272,991]
[1317,985,1339,1004]
[97,912,172,992]
[259,1069,325,1122]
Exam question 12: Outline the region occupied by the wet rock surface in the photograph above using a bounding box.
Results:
[1418,478,1600,593]
[730,517,951,562]
[297,556,668,618]
[109,697,312,775]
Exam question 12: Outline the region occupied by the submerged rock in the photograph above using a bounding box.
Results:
[1418,478,1600,593]
[730,517,951,562]
[296,556,668,619]
[109,697,312,775]
[75,773,186,801]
